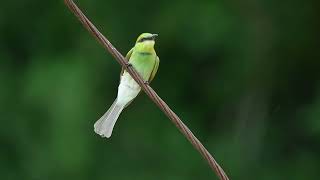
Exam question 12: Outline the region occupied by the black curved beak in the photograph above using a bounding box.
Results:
[152,34,158,40]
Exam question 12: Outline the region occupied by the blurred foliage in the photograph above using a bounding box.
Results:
[1,0,320,179]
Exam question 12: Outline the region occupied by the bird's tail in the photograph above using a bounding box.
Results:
[94,98,125,138]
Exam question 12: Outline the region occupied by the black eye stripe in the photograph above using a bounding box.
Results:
[139,36,154,42]
[138,38,145,42]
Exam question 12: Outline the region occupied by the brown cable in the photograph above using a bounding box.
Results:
[64,1,229,179]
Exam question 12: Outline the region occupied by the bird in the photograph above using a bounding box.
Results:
[94,33,160,138]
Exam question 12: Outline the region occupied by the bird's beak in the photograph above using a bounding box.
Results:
[152,34,158,39]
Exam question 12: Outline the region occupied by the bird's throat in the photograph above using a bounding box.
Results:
[135,41,155,53]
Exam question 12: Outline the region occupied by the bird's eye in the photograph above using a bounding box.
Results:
[138,36,154,43]
[139,38,146,42]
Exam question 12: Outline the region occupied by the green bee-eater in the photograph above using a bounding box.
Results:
[94,33,160,138]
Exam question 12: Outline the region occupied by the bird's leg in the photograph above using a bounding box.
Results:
[125,62,132,68]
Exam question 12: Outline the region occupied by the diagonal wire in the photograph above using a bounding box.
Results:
[64,0,229,179]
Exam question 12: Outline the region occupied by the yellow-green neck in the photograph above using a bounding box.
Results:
[134,41,155,53]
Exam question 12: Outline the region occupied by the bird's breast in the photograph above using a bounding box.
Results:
[130,52,156,81]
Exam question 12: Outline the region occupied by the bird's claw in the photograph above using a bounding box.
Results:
[125,62,132,68]
[144,81,149,85]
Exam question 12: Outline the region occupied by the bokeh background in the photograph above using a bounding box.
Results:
[1,0,320,179]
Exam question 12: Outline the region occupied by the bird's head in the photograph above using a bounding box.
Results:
[136,33,158,44]
[135,33,158,51]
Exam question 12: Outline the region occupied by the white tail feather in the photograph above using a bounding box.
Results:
[94,99,125,138]
[94,72,141,138]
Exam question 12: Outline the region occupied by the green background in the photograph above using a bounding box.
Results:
[1,0,319,179]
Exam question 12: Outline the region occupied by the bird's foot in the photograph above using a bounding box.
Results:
[125,62,132,68]
[144,81,149,85]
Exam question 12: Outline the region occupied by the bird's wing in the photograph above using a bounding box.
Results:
[148,56,160,82]
[120,47,134,78]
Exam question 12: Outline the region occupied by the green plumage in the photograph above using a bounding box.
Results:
[122,33,159,82]
[95,33,160,138]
